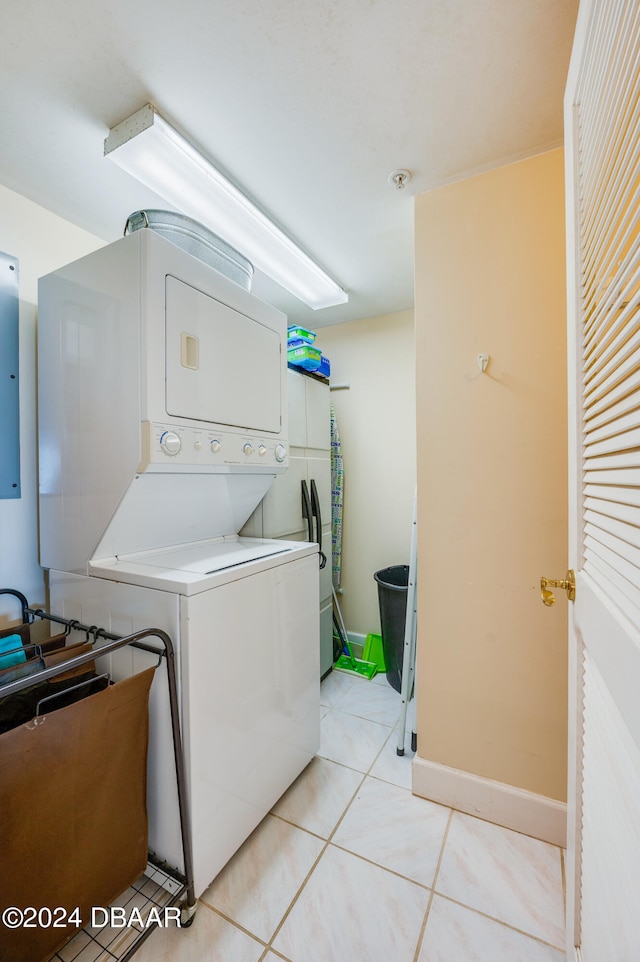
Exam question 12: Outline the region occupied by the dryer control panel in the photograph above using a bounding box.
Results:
[138,421,288,473]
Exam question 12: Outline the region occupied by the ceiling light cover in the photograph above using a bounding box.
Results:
[105,105,347,310]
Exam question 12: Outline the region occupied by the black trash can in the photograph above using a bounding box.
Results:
[374,565,409,692]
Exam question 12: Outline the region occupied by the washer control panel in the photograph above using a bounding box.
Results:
[139,421,288,471]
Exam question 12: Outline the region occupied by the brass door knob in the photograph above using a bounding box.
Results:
[540,570,575,606]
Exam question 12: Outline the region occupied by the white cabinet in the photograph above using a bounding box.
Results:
[243,369,333,675]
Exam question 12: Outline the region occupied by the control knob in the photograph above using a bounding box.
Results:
[160,431,182,456]
[210,439,222,453]
[274,443,286,463]
[242,442,253,456]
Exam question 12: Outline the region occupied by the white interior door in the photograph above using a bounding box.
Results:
[565,2,640,958]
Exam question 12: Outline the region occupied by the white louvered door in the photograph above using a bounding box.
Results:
[565,1,640,958]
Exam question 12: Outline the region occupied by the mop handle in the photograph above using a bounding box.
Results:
[331,585,350,647]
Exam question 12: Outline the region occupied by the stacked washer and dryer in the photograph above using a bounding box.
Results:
[37,225,320,898]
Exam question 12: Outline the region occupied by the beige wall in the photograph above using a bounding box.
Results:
[414,150,568,801]
[0,184,103,621]
[317,311,416,636]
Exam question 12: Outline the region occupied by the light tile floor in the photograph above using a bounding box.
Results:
[132,669,566,962]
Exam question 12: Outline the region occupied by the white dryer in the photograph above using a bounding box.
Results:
[38,229,320,897]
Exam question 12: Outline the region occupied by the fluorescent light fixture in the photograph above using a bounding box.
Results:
[105,104,347,310]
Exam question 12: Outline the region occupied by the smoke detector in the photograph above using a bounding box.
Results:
[388,169,412,190]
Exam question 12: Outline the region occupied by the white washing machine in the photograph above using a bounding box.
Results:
[38,229,320,896]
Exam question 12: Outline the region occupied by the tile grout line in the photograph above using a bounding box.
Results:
[195,897,270,949]
[269,810,329,841]
[268,707,451,959]
[322,673,402,721]
[430,891,567,952]
[326,695,403,728]
[320,681,450,961]
[412,807,454,962]
[293,751,373,779]
[257,945,292,962]
[259,839,332,953]
[200,689,397,960]
[317,707,394,773]
[328,841,435,892]
[257,698,405,953]
[258,705,413,958]
[204,684,411,961]
[422,798,565,951]
[258,769,370,956]
[322,703,396,736]
[368,713,403,769]
[318,688,404,784]
[180,677,564,961]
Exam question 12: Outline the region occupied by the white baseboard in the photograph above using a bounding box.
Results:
[412,756,567,848]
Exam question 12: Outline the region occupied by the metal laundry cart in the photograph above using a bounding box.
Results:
[0,587,196,962]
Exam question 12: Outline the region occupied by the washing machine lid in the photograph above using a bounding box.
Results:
[89,535,317,595]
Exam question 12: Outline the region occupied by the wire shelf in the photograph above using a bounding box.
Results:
[47,863,185,962]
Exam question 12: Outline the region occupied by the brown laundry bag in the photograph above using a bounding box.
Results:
[42,641,96,682]
[0,666,155,962]
[0,625,68,655]
[39,630,73,654]
[0,623,31,645]
[0,643,97,735]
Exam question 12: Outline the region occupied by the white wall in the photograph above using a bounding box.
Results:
[315,310,416,636]
[0,185,104,624]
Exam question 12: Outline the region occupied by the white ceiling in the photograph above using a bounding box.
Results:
[0,0,578,329]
